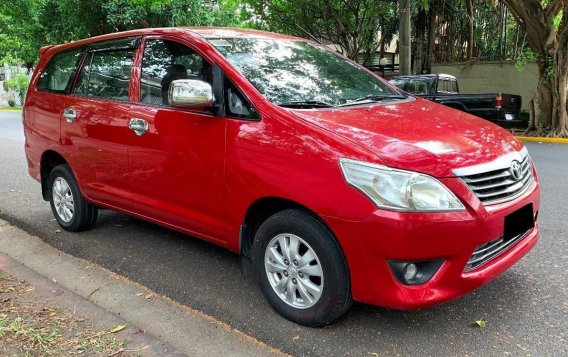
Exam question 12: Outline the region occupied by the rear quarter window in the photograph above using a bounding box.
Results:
[36,48,84,93]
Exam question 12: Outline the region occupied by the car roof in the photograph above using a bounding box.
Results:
[186,27,303,40]
[41,27,305,56]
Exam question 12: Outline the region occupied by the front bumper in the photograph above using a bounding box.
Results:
[323,176,540,310]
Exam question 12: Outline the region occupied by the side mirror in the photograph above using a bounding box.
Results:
[168,79,214,108]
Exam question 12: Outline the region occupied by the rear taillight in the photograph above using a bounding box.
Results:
[495,95,502,109]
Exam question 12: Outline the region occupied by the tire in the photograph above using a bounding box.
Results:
[48,164,98,232]
[252,209,352,326]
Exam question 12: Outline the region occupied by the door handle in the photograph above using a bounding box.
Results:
[63,108,77,123]
[129,118,148,136]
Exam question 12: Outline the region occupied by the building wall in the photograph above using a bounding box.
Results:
[431,61,538,111]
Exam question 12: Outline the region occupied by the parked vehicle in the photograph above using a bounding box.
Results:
[389,74,523,128]
[24,28,540,326]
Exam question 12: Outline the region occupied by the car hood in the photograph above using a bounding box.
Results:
[289,98,523,177]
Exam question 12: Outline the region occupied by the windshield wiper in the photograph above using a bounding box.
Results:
[279,101,335,108]
[338,94,407,107]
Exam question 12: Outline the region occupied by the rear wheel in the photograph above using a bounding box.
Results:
[253,209,352,326]
[48,164,98,232]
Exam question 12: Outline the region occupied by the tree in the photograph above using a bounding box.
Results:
[502,0,568,137]
[399,0,411,74]
[245,0,397,62]
[465,0,474,59]
[5,73,30,104]
[0,0,240,65]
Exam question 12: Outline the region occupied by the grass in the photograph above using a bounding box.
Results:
[0,271,144,356]
[0,106,22,111]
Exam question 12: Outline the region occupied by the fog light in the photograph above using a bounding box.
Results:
[403,263,418,281]
[388,260,444,285]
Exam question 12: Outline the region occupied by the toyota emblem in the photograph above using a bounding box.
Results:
[510,160,522,181]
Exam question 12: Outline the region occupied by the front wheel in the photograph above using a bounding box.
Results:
[48,164,98,232]
[253,210,352,326]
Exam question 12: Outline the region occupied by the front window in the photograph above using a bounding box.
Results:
[208,38,402,107]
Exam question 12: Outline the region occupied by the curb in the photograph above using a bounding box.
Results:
[0,252,184,356]
[516,136,568,144]
[0,109,22,112]
[0,219,286,357]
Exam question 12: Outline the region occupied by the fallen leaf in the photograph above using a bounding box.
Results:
[145,293,153,299]
[55,229,61,233]
[48,311,57,317]
[475,320,486,328]
[52,278,57,283]
[110,325,126,333]
[136,293,144,296]
[292,336,299,341]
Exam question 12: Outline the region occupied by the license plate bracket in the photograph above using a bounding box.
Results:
[504,203,534,241]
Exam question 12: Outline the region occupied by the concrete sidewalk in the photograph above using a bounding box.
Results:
[0,219,286,357]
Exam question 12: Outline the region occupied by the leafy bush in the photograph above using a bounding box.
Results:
[5,73,30,104]
[7,99,15,107]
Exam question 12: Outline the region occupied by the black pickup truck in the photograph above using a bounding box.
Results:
[389,74,523,128]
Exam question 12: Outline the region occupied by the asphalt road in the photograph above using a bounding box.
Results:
[1,110,566,356]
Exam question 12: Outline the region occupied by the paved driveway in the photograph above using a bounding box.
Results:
[0,111,566,356]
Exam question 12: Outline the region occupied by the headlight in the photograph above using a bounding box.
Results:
[339,158,465,211]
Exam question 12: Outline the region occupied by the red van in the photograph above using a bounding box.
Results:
[23,28,540,326]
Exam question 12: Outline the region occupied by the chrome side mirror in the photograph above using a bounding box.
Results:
[168,79,214,108]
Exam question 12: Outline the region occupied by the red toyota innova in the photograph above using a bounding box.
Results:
[24,27,540,326]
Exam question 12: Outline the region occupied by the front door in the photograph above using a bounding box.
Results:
[127,37,227,243]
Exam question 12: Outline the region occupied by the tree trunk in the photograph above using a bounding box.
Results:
[465,0,474,59]
[425,4,436,72]
[529,60,554,135]
[503,0,568,137]
[399,0,411,75]
[550,33,568,137]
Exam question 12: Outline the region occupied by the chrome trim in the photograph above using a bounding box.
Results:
[456,147,534,205]
[63,108,77,123]
[452,146,528,177]
[464,228,532,272]
[129,118,149,136]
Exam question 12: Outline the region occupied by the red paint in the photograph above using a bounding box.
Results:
[23,27,540,310]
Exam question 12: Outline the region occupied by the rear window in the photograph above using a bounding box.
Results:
[406,77,434,95]
[74,49,135,101]
[36,48,84,93]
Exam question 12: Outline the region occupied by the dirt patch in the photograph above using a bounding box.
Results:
[0,271,146,356]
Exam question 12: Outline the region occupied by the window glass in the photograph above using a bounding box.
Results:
[209,38,399,106]
[406,77,434,95]
[37,48,83,93]
[140,39,210,106]
[224,78,258,120]
[389,78,406,90]
[74,49,134,101]
[450,80,458,93]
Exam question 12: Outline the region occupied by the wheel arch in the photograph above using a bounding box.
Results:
[40,150,69,201]
[239,196,340,260]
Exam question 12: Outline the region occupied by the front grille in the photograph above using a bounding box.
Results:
[464,230,530,271]
[460,153,533,205]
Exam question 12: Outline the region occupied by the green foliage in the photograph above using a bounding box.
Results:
[0,55,23,67]
[515,47,536,71]
[5,73,30,102]
[0,0,241,65]
[243,0,397,61]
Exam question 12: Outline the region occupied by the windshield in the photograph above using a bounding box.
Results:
[208,38,402,107]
